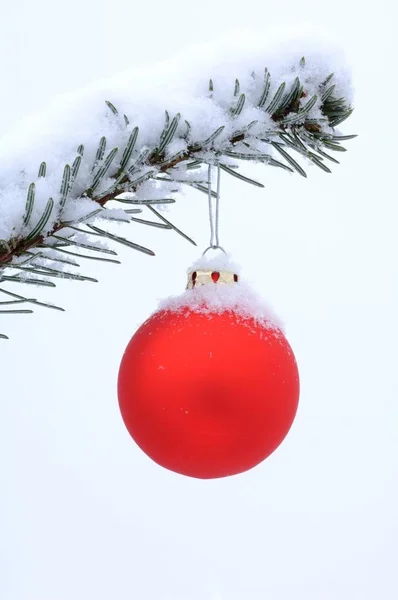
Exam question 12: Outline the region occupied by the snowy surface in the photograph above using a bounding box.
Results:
[159,253,284,330]
[1,7,398,600]
[189,252,243,274]
[0,24,352,244]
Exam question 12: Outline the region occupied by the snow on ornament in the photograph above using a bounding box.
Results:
[117,255,300,479]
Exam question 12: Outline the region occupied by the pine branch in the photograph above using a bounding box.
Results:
[0,59,356,338]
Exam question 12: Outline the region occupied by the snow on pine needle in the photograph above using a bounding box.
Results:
[0,25,355,337]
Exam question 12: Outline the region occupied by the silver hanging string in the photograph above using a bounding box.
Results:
[207,163,216,248]
[215,161,221,247]
[203,161,226,255]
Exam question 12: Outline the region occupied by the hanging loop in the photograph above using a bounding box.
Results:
[202,245,227,256]
[206,161,223,252]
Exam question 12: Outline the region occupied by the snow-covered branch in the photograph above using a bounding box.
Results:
[0,30,355,338]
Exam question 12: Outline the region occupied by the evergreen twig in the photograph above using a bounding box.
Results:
[0,62,356,338]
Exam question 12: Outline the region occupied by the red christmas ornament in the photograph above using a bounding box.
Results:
[118,265,299,479]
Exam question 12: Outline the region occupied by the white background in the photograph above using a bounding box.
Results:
[1,1,397,599]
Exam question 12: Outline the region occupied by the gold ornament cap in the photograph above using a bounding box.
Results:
[186,268,239,290]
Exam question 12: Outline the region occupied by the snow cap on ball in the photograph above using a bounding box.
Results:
[159,252,284,331]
